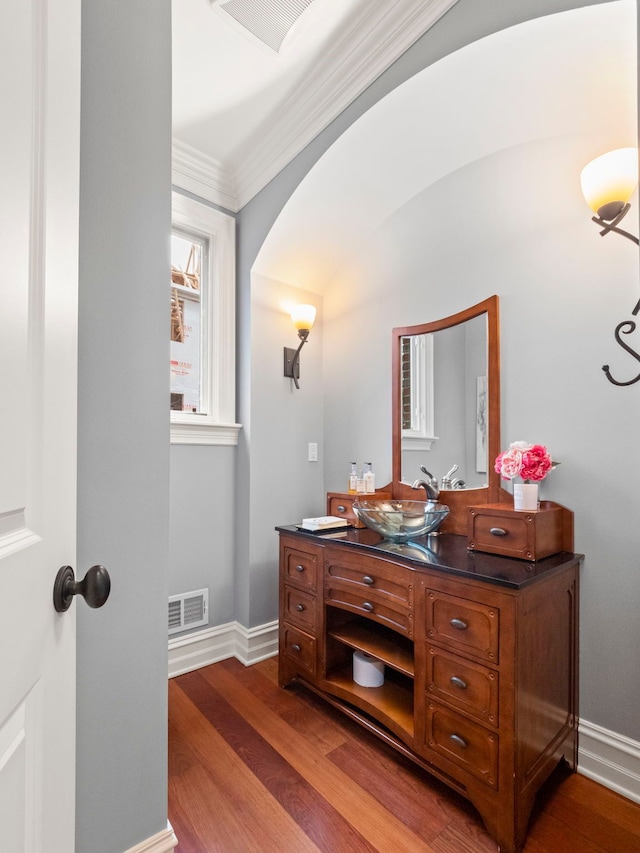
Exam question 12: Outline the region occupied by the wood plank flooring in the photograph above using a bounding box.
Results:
[168,658,640,852]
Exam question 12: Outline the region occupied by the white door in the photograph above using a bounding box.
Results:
[0,1,81,851]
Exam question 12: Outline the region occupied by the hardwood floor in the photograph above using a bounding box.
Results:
[168,658,640,852]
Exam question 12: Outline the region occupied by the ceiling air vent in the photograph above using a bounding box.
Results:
[211,0,316,53]
[168,588,209,635]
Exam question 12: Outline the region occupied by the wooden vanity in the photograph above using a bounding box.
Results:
[277,524,580,853]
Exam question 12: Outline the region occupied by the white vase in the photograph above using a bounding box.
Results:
[513,483,539,511]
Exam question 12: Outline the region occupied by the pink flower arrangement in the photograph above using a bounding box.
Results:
[494,441,554,483]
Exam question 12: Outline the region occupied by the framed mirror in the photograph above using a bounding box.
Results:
[391,296,501,532]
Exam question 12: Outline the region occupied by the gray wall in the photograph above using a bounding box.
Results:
[169,445,236,625]
[247,277,325,626]
[77,1,171,851]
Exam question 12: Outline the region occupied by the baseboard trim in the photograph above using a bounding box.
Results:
[579,718,640,804]
[168,620,278,678]
[123,824,178,853]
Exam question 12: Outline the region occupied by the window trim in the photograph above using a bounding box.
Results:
[170,191,240,446]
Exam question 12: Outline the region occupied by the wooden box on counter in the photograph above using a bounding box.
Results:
[326,490,392,528]
[467,501,574,561]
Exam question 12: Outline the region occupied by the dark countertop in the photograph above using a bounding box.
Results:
[276,524,582,590]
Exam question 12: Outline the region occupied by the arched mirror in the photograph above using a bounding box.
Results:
[391,296,501,533]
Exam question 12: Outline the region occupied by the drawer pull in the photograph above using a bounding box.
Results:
[449,733,468,749]
[337,505,347,513]
[295,564,305,573]
[362,575,375,586]
[450,676,468,690]
[362,601,374,612]
[490,527,508,537]
[295,604,305,612]
[450,618,468,631]
[291,643,302,653]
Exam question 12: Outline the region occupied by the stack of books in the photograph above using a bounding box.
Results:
[299,516,350,532]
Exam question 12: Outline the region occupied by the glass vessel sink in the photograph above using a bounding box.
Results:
[353,499,450,543]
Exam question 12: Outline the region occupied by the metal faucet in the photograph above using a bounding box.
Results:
[441,464,459,490]
[411,467,439,502]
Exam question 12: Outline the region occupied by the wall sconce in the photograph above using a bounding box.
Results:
[580,147,640,386]
[283,304,316,389]
[580,147,639,246]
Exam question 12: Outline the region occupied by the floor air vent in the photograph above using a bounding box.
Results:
[168,589,209,635]
[211,0,315,53]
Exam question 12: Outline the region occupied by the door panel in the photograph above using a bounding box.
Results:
[0,1,80,850]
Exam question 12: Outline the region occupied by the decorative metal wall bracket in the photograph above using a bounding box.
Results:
[602,297,640,386]
[283,329,310,390]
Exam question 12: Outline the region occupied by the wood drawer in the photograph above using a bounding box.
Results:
[426,646,498,726]
[281,624,317,675]
[325,583,413,637]
[425,701,498,789]
[326,491,391,528]
[283,585,317,633]
[282,544,319,592]
[468,502,568,561]
[426,589,499,665]
[325,554,413,610]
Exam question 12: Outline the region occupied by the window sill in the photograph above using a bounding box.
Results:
[402,435,438,451]
[170,420,242,446]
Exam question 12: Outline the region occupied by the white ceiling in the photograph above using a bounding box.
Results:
[171,0,459,209]
[253,1,638,292]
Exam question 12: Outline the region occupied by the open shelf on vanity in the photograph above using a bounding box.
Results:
[328,619,414,678]
[323,665,414,736]
[325,611,415,738]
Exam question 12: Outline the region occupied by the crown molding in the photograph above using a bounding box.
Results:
[171,138,238,212]
[172,0,459,211]
[230,0,459,208]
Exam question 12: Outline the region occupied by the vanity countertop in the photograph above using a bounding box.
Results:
[275,524,582,590]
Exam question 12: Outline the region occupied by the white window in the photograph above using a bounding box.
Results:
[170,192,240,445]
[401,333,437,450]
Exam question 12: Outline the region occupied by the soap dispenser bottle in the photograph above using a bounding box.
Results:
[348,462,358,494]
[364,462,375,494]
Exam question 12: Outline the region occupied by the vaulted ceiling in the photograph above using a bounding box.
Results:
[171,0,459,210]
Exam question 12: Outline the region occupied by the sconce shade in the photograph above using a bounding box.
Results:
[290,303,316,333]
[580,147,638,220]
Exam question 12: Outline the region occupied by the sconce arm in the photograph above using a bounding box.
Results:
[290,335,308,390]
[592,203,639,245]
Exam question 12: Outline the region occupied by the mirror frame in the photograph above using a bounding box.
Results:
[391,295,501,534]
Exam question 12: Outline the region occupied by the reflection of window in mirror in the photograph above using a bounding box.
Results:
[401,334,437,450]
[170,191,239,446]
